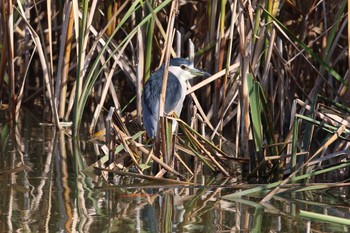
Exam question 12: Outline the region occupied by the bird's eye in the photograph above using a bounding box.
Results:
[180,64,187,70]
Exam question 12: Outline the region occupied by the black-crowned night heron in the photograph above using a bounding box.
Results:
[142,58,210,139]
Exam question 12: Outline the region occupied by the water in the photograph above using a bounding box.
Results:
[1,112,349,232]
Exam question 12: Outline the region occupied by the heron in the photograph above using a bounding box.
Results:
[142,58,210,139]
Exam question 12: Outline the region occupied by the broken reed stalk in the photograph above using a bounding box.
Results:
[106,107,115,166]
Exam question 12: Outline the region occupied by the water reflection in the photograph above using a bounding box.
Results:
[0,113,349,232]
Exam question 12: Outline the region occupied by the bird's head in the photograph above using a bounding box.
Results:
[168,58,210,81]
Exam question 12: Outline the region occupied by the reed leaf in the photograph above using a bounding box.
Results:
[144,0,155,81]
[299,210,350,226]
[247,74,263,153]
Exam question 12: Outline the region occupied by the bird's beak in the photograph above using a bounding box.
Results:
[187,66,211,78]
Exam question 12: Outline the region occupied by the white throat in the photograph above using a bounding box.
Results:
[168,66,196,81]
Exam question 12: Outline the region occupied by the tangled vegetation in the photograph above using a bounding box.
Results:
[1,1,350,222]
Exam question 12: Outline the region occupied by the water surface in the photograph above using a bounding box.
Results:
[0,112,349,232]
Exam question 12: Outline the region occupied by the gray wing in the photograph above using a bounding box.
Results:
[164,72,182,114]
[142,71,182,116]
[142,71,182,138]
